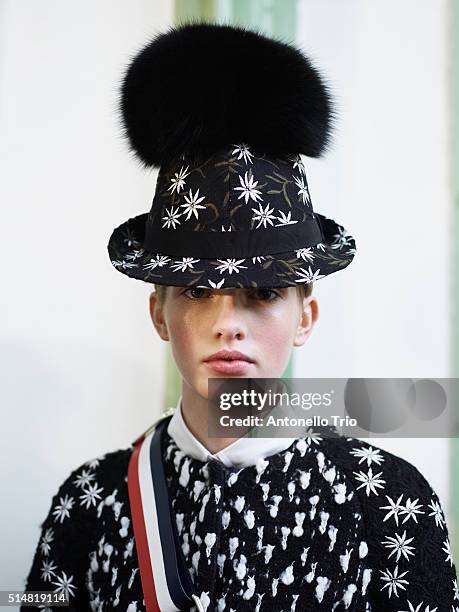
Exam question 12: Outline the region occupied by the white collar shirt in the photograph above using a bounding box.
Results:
[166,395,296,469]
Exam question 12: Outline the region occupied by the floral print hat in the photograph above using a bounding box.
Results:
[108,22,356,288]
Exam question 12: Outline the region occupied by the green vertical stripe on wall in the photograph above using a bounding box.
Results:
[216,0,297,42]
[164,343,180,410]
[164,0,298,410]
[451,0,459,565]
[174,0,216,23]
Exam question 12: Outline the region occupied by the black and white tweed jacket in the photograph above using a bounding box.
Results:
[22,420,458,611]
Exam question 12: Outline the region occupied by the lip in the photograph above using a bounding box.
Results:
[204,349,255,363]
[204,359,253,375]
[203,349,255,376]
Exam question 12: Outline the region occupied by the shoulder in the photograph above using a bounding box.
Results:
[43,445,134,528]
[58,445,133,491]
[292,433,446,531]
[316,435,443,511]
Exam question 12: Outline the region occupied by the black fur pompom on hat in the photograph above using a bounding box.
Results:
[118,22,335,169]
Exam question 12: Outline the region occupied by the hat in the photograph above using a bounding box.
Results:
[108,22,356,288]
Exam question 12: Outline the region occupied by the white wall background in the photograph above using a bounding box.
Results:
[294,0,452,516]
[0,0,453,596]
[0,0,174,592]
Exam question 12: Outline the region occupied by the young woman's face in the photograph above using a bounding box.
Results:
[150,287,318,400]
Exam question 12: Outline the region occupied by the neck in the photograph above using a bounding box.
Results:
[181,383,239,454]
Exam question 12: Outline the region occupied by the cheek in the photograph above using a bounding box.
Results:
[169,319,191,345]
[261,325,293,352]
[166,314,199,371]
[251,308,297,361]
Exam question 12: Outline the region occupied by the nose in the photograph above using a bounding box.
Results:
[211,294,246,340]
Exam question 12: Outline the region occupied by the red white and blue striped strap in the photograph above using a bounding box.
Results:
[128,417,203,611]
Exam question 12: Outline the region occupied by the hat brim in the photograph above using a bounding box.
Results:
[107,212,356,288]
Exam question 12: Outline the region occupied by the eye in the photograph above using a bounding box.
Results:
[183,287,209,299]
[182,287,281,301]
[251,288,281,302]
